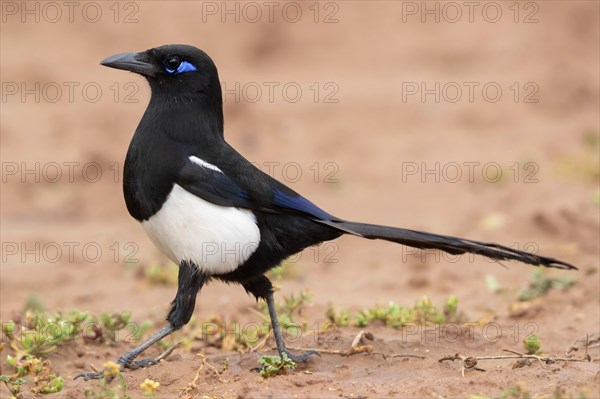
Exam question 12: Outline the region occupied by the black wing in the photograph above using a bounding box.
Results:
[176,157,337,221]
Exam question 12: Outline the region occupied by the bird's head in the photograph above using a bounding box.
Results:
[101,44,221,100]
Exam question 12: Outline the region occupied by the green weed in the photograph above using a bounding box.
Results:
[1,305,152,398]
[2,355,64,396]
[500,385,531,399]
[325,305,350,327]
[258,353,296,378]
[83,373,130,399]
[353,295,462,328]
[142,263,178,286]
[518,271,574,301]
[523,334,541,354]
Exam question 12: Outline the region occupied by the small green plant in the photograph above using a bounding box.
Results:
[258,353,296,378]
[197,290,312,352]
[100,311,131,331]
[190,314,269,352]
[2,355,64,396]
[353,295,462,328]
[98,311,132,344]
[443,295,459,319]
[325,305,350,327]
[355,301,414,328]
[0,374,27,397]
[23,295,45,313]
[523,334,541,354]
[501,385,531,399]
[518,271,574,301]
[83,374,131,399]
[142,263,178,286]
[485,274,501,293]
[1,307,154,397]
[8,310,90,357]
[73,311,152,345]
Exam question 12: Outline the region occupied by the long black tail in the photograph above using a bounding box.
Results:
[317,220,576,270]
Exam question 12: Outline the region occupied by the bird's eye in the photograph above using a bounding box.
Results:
[164,56,197,75]
[164,56,181,73]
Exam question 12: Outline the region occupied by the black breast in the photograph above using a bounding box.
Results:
[123,126,187,221]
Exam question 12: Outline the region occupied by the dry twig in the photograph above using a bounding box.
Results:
[180,353,224,398]
[155,342,182,363]
[566,333,600,356]
[374,352,426,360]
[274,330,425,360]
[439,347,595,376]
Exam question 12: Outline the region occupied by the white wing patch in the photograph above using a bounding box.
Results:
[142,184,260,275]
[189,156,222,172]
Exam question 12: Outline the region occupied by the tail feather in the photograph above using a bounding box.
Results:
[317,220,576,270]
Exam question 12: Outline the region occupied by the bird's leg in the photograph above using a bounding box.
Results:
[116,324,175,369]
[74,325,178,381]
[244,276,318,363]
[265,291,319,362]
[75,261,206,381]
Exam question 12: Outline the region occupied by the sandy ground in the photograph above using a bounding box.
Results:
[1,1,599,398]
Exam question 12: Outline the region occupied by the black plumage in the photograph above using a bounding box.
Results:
[76,44,575,380]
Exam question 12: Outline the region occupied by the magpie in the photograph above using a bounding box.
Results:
[76,44,575,380]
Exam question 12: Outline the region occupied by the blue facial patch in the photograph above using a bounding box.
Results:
[166,61,197,75]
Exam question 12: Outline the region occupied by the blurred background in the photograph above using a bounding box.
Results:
[1,1,599,396]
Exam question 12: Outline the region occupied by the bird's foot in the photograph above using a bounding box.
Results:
[74,370,106,381]
[281,349,320,363]
[121,357,159,370]
[74,357,159,381]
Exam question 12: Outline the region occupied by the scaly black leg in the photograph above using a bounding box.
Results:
[243,275,318,362]
[75,261,207,381]
[75,324,176,380]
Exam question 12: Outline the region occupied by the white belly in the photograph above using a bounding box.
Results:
[142,184,260,274]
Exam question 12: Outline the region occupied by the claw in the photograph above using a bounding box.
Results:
[74,370,111,381]
[283,349,320,363]
[123,358,158,370]
[74,357,159,381]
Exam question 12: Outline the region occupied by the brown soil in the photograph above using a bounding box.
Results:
[1,1,599,398]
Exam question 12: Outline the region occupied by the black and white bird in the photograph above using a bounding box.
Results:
[77,44,575,380]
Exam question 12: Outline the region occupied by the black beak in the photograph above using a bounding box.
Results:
[100,52,157,77]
